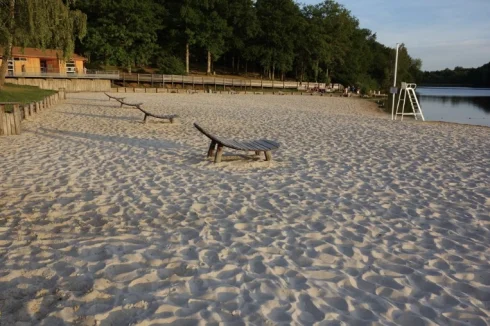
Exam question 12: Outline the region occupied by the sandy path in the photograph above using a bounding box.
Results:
[0,93,489,325]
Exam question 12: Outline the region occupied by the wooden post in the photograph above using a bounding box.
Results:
[192,76,195,90]
[214,78,216,92]
[283,79,285,89]
[0,104,22,136]
[137,73,140,86]
[151,74,154,87]
[29,103,34,116]
[207,141,217,158]
[162,74,165,89]
[265,151,272,161]
[182,75,184,89]
[171,75,174,88]
[22,105,28,120]
[215,144,224,163]
[261,77,263,91]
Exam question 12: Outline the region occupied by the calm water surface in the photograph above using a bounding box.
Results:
[416,87,490,127]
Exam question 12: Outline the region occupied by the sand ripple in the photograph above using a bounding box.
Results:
[0,93,489,325]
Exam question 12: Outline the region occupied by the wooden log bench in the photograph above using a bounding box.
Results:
[104,92,126,104]
[194,123,280,163]
[135,105,179,124]
[115,98,144,108]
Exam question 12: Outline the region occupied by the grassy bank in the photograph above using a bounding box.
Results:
[0,84,56,104]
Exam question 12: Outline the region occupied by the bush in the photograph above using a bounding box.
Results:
[157,55,186,75]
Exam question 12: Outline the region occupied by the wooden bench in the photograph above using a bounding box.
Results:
[104,92,125,102]
[115,98,144,108]
[194,123,280,163]
[135,105,178,123]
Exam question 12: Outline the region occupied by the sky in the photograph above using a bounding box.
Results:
[302,0,490,71]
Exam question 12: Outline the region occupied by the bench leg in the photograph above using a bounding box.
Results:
[255,151,260,156]
[265,151,272,161]
[208,141,217,158]
[143,114,148,123]
[215,145,224,163]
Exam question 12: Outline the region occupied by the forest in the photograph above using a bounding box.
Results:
[418,62,490,87]
[72,0,423,92]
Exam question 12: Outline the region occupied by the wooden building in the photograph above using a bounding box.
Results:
[0,47,86,75]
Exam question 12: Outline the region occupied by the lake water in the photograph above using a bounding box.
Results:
[415,87,490,127]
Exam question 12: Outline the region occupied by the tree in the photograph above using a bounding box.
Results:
[225,0,259,74]
[179,0,231,74]
[254,0,302,80]
[0,0,86,89]
[74,0,163,73]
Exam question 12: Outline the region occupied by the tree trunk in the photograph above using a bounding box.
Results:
[207,51,212,75]
[245,61,248,74]
[315,60,319,82]
[186,43,190,74]
[0,0,16,90]
[272,63,275,81]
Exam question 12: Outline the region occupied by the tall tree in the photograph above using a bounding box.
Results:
[254,0,302,80]
[0,0,86,88]
[180,0,231,74]
[225,0,259,74]
[74,0,163,73]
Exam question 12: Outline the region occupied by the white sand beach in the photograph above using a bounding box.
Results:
[0,93,489,325]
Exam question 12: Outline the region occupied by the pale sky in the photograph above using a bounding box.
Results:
[301,0,490,71]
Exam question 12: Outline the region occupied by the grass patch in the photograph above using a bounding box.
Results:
[0,83,56,104]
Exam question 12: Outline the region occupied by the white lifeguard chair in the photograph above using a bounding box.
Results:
[395,82,425,121]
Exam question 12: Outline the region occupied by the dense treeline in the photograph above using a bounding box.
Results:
[419,62,490,87]
[74,0,420,91]
[0,0,87,89]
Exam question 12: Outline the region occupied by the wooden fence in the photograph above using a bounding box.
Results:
[0,88,66,136]
[118,73,343,91]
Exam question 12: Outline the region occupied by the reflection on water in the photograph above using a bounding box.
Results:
[415,87,490,127]
[420,96,490,114]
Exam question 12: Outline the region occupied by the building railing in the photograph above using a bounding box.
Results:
[6,70,120,79]
[119,73,343,90]
[5,69,345,91]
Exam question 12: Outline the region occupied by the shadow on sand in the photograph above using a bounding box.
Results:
[35,127,182,150]
[59,111,137,122]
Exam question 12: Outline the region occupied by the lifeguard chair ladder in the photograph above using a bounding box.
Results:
[395,82,425,121]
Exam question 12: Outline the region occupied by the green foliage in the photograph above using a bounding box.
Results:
[68,0,424,93]
[73,0,163,72]
[419,62,490,87]
[156,55,186,75]
[0,0,87,87]
[0,83,56,103]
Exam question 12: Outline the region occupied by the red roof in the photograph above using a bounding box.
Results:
[1,47,86,61]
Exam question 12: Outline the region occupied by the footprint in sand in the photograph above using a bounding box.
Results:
[297,294,325,323]
[249,257,267,274]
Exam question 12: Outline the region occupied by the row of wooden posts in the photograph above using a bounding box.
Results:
[0,89,66,136]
